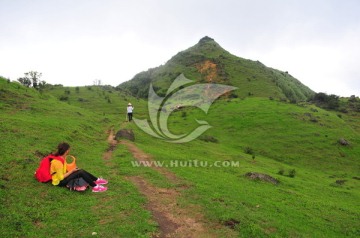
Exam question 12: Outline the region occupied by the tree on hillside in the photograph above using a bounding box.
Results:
[93,79,102,86]
[311,92,340,110]
[17,71,46,90]
[26,71,42,89]
[17,77,32,87]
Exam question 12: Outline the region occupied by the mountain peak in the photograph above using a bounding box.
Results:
[198,36,215,44]
[118,37,314,102]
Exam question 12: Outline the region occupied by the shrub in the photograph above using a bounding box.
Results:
[59,96,68,101]
[309,117,318,123]
[289,169,296,178]
[229,93,238,98]
[311,92,340,110]
[199,135,218,143]
[278,168,285,175]
[17,77,31,87]
[244,146,254,155]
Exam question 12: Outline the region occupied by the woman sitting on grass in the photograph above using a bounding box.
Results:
[51,142,108,192]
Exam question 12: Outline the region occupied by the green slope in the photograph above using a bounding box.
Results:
[118,36,314,102]
[0,78,157,237]
[1,72,359,238]
[42,84,148,117]
[127,97,360,237]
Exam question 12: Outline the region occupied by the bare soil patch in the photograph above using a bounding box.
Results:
[127,176,217,238]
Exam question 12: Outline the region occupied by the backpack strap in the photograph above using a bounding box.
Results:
[49,155,65,164]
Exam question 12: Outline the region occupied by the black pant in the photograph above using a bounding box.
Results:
[59,169,97,187]
[128,112,133,121]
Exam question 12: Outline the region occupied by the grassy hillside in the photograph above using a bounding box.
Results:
[129,97,360,237]
[0,78,157,237]
[42,84,148,117]
[1,76,359,237]
[118,36,314,102]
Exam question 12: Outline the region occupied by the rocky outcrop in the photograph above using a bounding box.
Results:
[245,172,279,185]
[115,129,135,142]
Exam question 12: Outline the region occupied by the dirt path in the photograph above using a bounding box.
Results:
[112,128,219,238]
[104,128,118,160]
[90,128,120,226]
[119,140,180,185]
[128,176,215,238]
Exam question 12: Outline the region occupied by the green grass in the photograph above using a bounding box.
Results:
[134,140,359,237]
[0,79,156,237]
[1,77,359,237]
[127,97,360,237]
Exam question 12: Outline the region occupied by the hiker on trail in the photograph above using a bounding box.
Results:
[50,142,108,192]
[127,102,134,121]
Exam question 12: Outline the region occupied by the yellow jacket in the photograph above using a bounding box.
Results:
[50,159,67,186]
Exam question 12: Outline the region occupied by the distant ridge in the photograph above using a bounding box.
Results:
[118,36,314,102]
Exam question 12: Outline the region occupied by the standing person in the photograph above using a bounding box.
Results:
[50,142,108,192]
[127,103,134,121]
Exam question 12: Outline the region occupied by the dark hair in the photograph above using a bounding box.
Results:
[54,142,70,156]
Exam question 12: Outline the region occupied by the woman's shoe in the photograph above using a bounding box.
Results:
[95,177,108,185]
[92,185,108,192]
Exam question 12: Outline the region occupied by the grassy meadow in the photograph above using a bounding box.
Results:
[0,77,359,237]
[132,98,360,237]
[0,79,156,237]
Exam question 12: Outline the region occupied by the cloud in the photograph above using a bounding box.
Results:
[0,0,359,96]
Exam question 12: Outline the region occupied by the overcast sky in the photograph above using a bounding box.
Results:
[0,0,359,96]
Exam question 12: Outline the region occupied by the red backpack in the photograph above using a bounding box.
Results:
[34,155,64,183]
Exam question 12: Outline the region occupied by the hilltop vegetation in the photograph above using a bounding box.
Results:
[118,36,314,102]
